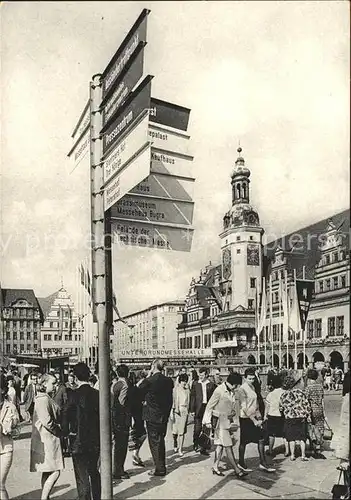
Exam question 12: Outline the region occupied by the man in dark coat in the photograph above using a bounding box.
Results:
[64,362,101,500]
[189,367,216,455]
[23,371,38,420]
[139,359,174,477]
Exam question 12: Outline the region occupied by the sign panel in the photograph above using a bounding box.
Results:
[112,219,194,252]
[71,99,90,142]
[119,348,213,359]
[102,9,149,99]
[67,128,90,171]
[103,113,149,184]
[104,145,151,211]
[150,148,193,178]
[149,97,190,132]
[102,43,145,128]
[148,125,190,156]
[130,173,195,201]
[102,76,152,155]
[110,195,194,225]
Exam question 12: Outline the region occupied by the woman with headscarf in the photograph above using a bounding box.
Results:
[279,371,311,462]
[30,373,64,500]
[305,368,327,458]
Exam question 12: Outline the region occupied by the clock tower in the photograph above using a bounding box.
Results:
[219,147,264,311]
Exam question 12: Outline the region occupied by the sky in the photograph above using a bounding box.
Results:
[1,1,349,316]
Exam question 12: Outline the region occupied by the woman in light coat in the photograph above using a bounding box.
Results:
[172,373,190,456]
[30,374,64,500]
[202,372,247,478]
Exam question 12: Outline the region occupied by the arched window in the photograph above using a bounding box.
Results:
[242,183,247,198]
[236,183,241,199]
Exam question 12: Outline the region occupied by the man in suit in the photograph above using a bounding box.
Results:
[23,371,38,420]
[190,367,216,455]
[111,364,132,480]
[64,362,101,500]
[139,359,174,477]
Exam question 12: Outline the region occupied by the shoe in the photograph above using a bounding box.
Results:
[113,471,130,480]
[212,467,225,476]
[233,470,249,479]
[178,451,184,457]
[284,452,290,457]
[149,470,166,477]
[290,456,296,461]
[132,457,145,467]
[174,447,178,453]
[193,445,199,452]
[238,464,253,473]
[259,464,276,473]
[200,449,210,456]
[301,457,309,462]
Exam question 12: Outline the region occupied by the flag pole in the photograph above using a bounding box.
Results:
[302,265,306,370]
[293,268,298,370]
[285,269,289,369]
[256,283,260,364]
[264,277,267,365]
[269,274,273,367]
[278,274,282,370]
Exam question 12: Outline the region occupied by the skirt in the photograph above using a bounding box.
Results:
[284,418,307,442]
[172,408,188,436]
[267,416,285,438]
[239,418,264,445]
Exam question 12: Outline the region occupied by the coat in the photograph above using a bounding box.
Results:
[63,383,100,455]
[190,380,216,417]
[332,393,349,461]
[30,393,64,472]
[202,383,236,430]
[23,384,37,413]
[111,378,132,433]
[139,372,174,425]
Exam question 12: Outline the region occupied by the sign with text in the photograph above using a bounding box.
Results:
[149,97,190,132]
[68,128,90,171]
[103,113,149,184]
[150,148,193,178]
[130,173,195,201]
[104,145,151,211]
[71,99,90,143]
[102,76,152,155]
[102,43,145,128]
[102,9,149,99]
[110,195,194,225]
[148,125,191,156]
[112,220,194,252]
[119,348,213,359]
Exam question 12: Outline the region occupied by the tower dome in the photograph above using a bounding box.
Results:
[231,147,251,180]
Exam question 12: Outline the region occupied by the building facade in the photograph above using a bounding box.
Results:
[0,287,43,357]
[177,148,350,370]
[113,300,185,360]
[38,287,82,361]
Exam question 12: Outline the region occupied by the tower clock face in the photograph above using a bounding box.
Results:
[247,244,260,266]
[222,247,231,279]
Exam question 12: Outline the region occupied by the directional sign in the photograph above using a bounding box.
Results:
[148,125,191,156]
[103,112,149,184]
[102,75,152,155]
[130,173,195,202]
[149,98,190,132]
[110,195,194,225]
[150,148,193,178]
[112,219,194,252]
[104,144,151,211]
[102,42,146,128]
[102,9,149,100]
[67,99,90,171]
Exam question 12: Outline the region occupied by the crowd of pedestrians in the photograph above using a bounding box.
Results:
[0,361,349,500]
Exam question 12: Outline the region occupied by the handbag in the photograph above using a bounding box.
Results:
[331,470,349,499]
[324,419,333,441]
[198,425,211,450]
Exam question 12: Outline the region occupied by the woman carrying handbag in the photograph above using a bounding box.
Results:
[202,372,247,479]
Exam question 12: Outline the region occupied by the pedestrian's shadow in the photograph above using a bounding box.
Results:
[114,448,210,499]
[12,483,72,500]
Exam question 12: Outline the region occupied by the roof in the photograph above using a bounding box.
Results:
[0,288,44,322]
[37,291,59,320]
[263,208,349,279]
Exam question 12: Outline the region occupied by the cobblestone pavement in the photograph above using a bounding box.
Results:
[7,393,343,499]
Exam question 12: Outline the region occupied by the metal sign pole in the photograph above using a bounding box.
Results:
[90,73,113,500]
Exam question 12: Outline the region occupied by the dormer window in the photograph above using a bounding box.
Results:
[325,254,330,265]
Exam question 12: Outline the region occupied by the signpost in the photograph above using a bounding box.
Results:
[69,9,195,499]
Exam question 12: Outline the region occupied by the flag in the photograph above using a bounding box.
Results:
[87,269,91,295]
[257,281,267,338]
[281,278,289,341]
[80,264,85,287]
[295,279,314,331]
[268,275,273,342]
[58,304,63,337]
[67,304,72,335]
[288,282,301,338]
[112,293,128,326]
